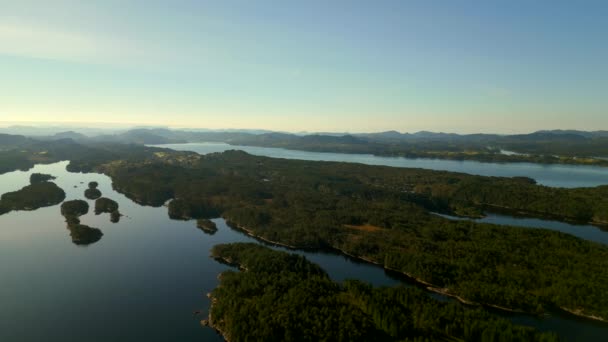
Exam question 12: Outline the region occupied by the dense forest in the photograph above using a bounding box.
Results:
[4,128,608,170]
[197,218,218,234]
[101,128,608,165]
[71,149,608,319]
[2,140,608,319]
[60,200,103,245]
[223,132,608,166]
[0,181,65,215]
[30,173,56,184]
[208,243,559,342]
[84,181,102,200]
[94,197,121,223]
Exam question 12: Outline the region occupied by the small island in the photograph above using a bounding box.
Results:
[207,243,558,342]
[110,210,121,223]
[196,219,217,234]
[84,181,102,199]
[29,173,56,184]
[95,197,121,223]
[0,182,66,215]
[67,223,103,245]
[60,200,103,245]
[60,199,89,220]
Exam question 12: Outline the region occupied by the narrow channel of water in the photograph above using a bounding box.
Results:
[153,142,608,188]
[1,162,607,341]
[434,212,608,245]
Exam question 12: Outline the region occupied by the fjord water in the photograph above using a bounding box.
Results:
[1,162,608,341]
[0,162,399,342]
[434,212,608,245]
[154,142,608,188]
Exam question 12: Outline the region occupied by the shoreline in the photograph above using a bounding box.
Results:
[221,142,608,168]
[478,204,608,228]
[202,290,231,342]
[332,248,607,323]
[218,220,607,324]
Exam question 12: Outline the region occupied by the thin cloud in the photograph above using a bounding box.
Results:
[0,22,155,66]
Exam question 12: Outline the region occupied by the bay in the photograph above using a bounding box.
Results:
[153,143,608,188]
[1,162,607,342]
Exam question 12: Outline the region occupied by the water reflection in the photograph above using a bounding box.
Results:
[1,162,608,342]
[435,212,608,245]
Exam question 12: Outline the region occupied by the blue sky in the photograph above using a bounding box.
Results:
[0,0,606,133]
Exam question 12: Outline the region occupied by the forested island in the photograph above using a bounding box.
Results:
[208,243,559,342]
[94,197,121,223]
[60,200,103,245]
[0,181,65,215]
[196,218,218,234]
[30,173,56,184]
[84,181,102,199]
[4,129,608,170]
[2,138,608,324]
[61,147,608,320]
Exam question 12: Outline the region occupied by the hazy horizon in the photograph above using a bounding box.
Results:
[1,1,607,133]
[3,120,608,136]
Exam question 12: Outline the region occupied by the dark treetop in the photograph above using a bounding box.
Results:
[209,243,559,342]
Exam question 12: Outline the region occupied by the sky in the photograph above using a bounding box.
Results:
[0,0,606,133]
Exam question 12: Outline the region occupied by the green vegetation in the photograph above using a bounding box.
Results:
[60,200,103,245]
[230,133,608,167]
[84,181,102,199]
[0,182,66,215]
[60,199,89,219]
[82,150,608,319]
[2,141,608,320]
[84,187,101,200]
[94,197,121,223]
[66,223,104,245]
[29,173,56,184]
[84,188,102,199]
[94,197,118,214]
[208,243,559,342]
[196,219,217,234]
[111,128,608,166]
[70,128,608,166]
[0,151,35,174]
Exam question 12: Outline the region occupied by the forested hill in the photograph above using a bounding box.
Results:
[3,140,608,320]
[128,128,608,160]
[4,127,608,166]
[208,243,560,342]
[58,145,608,320]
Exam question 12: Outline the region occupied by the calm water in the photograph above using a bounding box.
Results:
[1,162,607,341]
[435,212,608,245]
[153,142,608,188]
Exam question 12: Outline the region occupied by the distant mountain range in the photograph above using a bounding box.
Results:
[2,127,608,158]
